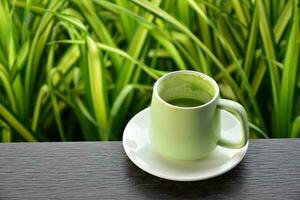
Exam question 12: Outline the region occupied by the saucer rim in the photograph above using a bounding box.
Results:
[123,107,248,181]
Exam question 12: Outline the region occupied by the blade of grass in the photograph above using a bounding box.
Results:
[73,96,98,127]
[216,17,241,57]
[32,85,49,132]
[24,0,62,119]
[251,59,267,96]
[0,0,9,50]
[0,102,37,142]
[71,95,98,141]
[196,0,248,30]
[0,64,17,112]
[291,116,300,138]
[214,59,243,80]
[7,23,16,69]
[243,5,258,77]
[135,0,252,107]
[196,3,212,69]
[177,0,191,28]
[274,0,293,43]
[232,0,248,37]
[249,122,269,138]
[171,32,198,61]
[173,41,201,71]
[10,40,29,81]
[109,84,152,140]
[48,69,66,141]
[257,0,280,115]
[115,0,136,42]
[82,36,109,140]
[48,39,165,79]
[277,1,299,137]
[1,125,12,143]
[115,0,161,96]
[93,0,155,30]
[187,0,266,130]
[72,0,121,71]
[150,30,186,70]
[225,17,246,51]
[55,44,80,84]
[95,43,165,79]
[130,0,244,98]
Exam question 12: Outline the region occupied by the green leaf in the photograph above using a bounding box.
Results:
[32,85,49,132]
[291,116,300,138]
[249,122,269,139]
[109,84,152,139]
[24,0,62,118]
[243,5,258,77]
[150,30,186,70]
[47,69,66,141]
[251,59,267,96]
[0,63,17,112]
[277,1,299,137]
[177,0,191,27]
[1,126,12,143]
[72,0,121,70]
[274,0,293,43]
[0,102,37,142]
[115,0,137,41]
[257,1,280,113]
[83,36,109,140]
[115,0,161,96]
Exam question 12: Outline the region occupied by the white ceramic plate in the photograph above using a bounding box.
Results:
[123,107,248,181]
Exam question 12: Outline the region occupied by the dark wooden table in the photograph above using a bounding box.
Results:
[0,139,299,200]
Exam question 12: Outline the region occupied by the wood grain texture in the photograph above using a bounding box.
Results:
[0,139,299,200]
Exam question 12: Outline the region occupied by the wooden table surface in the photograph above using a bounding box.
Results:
[0,139,299,200]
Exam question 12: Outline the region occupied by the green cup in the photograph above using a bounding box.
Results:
[149,70,249,160]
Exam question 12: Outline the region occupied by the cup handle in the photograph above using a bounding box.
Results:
[217,99,249,149]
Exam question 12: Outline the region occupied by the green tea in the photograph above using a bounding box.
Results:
[167,97,206,107]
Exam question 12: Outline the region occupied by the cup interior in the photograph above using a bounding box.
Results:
[156,71,217,108]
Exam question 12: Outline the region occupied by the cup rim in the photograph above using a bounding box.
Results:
[153,70,219,109]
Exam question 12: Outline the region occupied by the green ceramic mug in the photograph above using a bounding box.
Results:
[149,70,249,160]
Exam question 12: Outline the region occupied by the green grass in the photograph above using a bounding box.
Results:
[0,0,299,142]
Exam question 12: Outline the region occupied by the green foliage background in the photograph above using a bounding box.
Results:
[0,0,299,142]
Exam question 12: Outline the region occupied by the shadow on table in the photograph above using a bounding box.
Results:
[124,157,247,199]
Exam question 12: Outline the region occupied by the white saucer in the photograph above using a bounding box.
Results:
[123,107,248,181]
